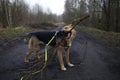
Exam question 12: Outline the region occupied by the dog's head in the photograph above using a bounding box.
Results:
[56,24,76,47]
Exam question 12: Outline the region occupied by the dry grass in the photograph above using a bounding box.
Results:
[79,26,120,48]
[0,26,38,39]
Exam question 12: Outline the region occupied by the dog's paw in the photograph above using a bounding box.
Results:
[61,67,67,71]
[68,63,74,67]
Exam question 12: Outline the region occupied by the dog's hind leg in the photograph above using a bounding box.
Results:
[24,49,33,62]
[64,48,74,67]
[35,50,41,60]
[24,36,34,63]
[34,42,42,61]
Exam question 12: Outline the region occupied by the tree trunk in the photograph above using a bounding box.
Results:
[106,0,111,31]
[115,0,119,32]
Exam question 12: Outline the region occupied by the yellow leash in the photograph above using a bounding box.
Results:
[20,31,58,80]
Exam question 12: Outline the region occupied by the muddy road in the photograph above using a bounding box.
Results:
[0,27,120,80]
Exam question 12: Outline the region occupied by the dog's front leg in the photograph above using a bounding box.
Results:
[57,47,66,71]
[64,48,74,67]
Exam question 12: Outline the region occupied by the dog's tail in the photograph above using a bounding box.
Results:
[28,37,33,49]
[23,33,31,44]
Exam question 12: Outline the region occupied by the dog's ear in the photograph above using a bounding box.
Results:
[62,24,73,31]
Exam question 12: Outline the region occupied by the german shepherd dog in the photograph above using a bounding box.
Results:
[24,24,76,71]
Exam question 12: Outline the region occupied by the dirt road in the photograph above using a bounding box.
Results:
[0,28,120,80]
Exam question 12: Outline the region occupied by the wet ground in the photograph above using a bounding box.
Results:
[0,27,120,80]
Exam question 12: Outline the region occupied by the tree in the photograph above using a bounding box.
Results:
[87,0,120,32]
[0,0,11,28]
[0,0,67,28]
[10,0,29,27]
[101,0,120,32]
[115,0,120,32]
[63,0,88,24]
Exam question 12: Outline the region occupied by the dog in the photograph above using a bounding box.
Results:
[24,24,76,71]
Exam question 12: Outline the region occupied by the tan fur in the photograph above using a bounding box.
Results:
[24,25,76,71]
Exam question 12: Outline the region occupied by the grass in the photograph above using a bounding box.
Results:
[79,26,120,48]
[0,26,38,39]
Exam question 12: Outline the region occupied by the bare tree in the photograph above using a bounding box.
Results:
[0,0,10,28]
[115,0,120,32]
[63,0,88,24]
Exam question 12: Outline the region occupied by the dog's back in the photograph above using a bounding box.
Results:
[25,31,57,46]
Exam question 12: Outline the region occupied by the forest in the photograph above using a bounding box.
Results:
[0,0,120,32]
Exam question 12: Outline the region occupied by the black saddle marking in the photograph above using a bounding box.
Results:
[29,30,71,47]
[29,31,57,46]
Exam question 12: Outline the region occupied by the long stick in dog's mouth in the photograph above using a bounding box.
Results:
[70,15,90,32]
[62,15,90,39]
